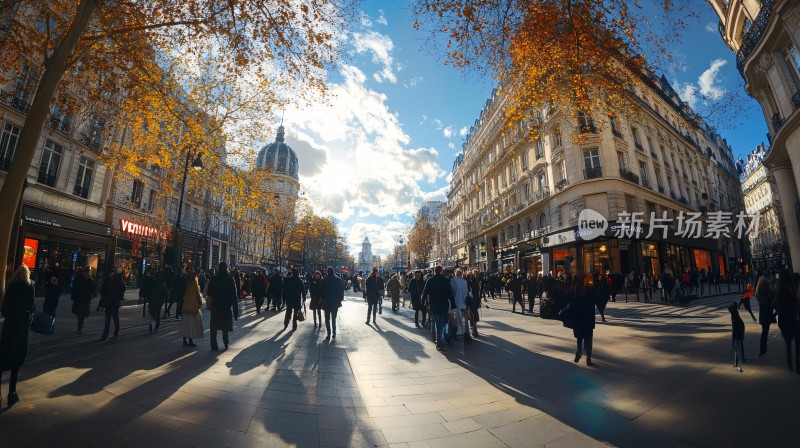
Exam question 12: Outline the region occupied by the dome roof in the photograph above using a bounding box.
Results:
[256,125,299,179]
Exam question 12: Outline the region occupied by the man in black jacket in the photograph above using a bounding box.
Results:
[267,269,283,311]
[282,268,306,330]
[252,270,268,314]
[364,268,384,324]
[321,267,344,339]
[420,265,456,350]
[209,263,237,350]
[99,270,126,341]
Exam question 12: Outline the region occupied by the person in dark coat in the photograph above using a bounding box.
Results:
[467,269,481,337]
[43,275,61,316]
[595,273,610,322]
[755,276,775,357]
[408,271,426,328]
[321,267,344,339]
[420,265,456,350]
[139,269,154,317]
[100,270,127,341]
[309,271,324,326]
[170,267,187,319]
[282,268,306,330]
[0,265,36,407]
[267,268,283,311]
[208,262,237,350]
[252,270,268,315]
[149,272,169,332]
[565,273,598,366]
[364,268,384,324]
[777,271,800,372]
[71,268,95,334]
[506,273,525,314]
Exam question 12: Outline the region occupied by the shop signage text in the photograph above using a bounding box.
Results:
[120,219,162,238]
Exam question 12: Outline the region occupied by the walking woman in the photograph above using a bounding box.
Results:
[738,283,757,322]
[43,275,61,316]
[0,265,36,407]
[388,274,402,312]
[595,273,610,322]
[564,273,598,366]
[755,276,775,357]
[309,271,323,327]
[776,270,799,372]
[180,271,204,347]
[321,267,344,339]
[408,271,426,328]
[71,268,95,334]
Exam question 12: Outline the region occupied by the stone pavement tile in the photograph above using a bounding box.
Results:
[366,404,412,417]
[471,406,544,429]
[404,399,454,414]
[405,429,507,448]
[441,417,483,435]
[489,414,573,448]
[439,399,516,421]
[381,393,438,406]
[175,421,238,447]
[373,411,446,428]
[543,431,611,448]
[319,428,388,447]
[381,423,452,444]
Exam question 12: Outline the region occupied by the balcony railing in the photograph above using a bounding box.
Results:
[641,178,650,188]
[579,124,597,134]
[658,185,665,194]
[555,178,568,191]
[735,0,777,77]
[8,96,31,114]
[584,166,602,179]
[0,157,10,172]
[621,169,640,184]
[49,115,71,134]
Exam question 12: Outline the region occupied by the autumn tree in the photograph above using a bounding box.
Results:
[411,0,704,137]
[0,0,354,296]
[295,213,351,272]
[408,215,435,269]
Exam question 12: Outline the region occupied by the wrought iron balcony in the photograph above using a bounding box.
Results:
[641,178,650,188]
[9,96,31,114]
[620,169,640,184]
[793,91,800,110]
[735,0,777,78]
[49,115,71,134]
[584,166,602,179]
[658,185,665,194]
[555,178,568,191]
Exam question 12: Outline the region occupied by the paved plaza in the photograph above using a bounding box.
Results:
[1,289,799,447]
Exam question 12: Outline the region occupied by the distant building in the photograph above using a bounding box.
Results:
[740,145,788,270]
[417,200,445,224]
[357,237,373,273]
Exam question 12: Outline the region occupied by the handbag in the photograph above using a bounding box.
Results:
[30,311,56,335]
[295,309,306,322]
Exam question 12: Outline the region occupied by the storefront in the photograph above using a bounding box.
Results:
[18,205,111,295]
[114,217,167,287]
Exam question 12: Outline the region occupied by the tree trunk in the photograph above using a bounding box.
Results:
[0,0,97,301]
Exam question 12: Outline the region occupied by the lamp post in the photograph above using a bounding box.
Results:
[173,151,204,270]
[302,218,310,275]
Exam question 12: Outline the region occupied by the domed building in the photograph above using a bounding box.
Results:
[256,125,300,199]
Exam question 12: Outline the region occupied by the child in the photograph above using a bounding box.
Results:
[728,302,745,373]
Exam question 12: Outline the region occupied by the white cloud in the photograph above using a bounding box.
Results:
[458,126,469,136]
[443,126,454,138]
[432,118,443,129]
[448,142,455,149]
[705,22,717,33]
[351,30,397,83]
[284,64,445,225]
[404,76,423,88]
[376,10,388,26]
[674,58,728,110]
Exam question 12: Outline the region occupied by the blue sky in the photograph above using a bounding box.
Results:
[280,2,767,259]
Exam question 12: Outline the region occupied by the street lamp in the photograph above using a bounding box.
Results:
[173,150,203,270]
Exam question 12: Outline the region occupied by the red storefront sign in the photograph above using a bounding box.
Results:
[120,219,161,239]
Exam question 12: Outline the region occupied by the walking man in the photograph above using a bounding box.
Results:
[99,270,126,341]
[208,262,237,351]
[322,267,344,339]
[365,268,384,324]
[282,268,306,330]
[421,266,456,350]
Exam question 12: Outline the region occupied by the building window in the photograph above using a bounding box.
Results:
[784,43,800,88]
[639,161,649,186]
[610,116,622,137]
[631,126,643,150]
[521,152,528,170]
[50,103,72,134]
[625,194,635,213]
[83,114,106,149]
[146,190,156,211]
[131,179,144,208]
[37,139,62,187]
[524,182,531,198]
[552,128,563,147]
[536,138,544,159]
[617,152,628,171]
[584,148,601,178]
[11,66,37,112]
[578,111,595,133]
[73,157,94,199]
[0,123,21,172]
